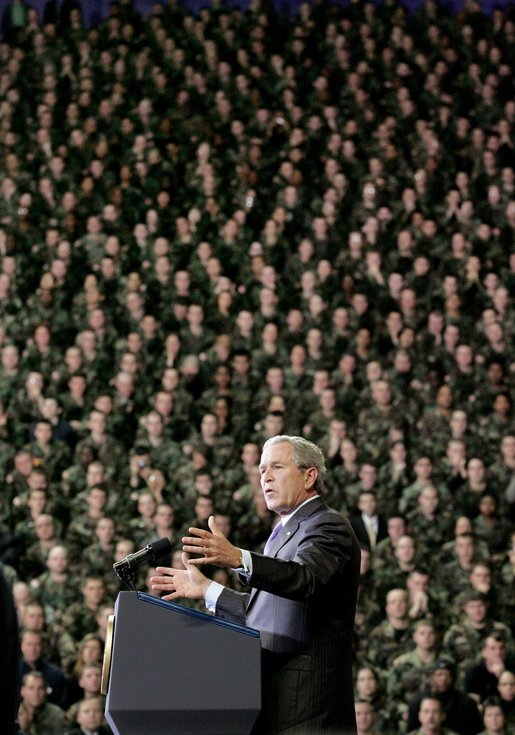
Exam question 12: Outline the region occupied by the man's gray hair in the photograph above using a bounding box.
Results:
[263,435,326,493]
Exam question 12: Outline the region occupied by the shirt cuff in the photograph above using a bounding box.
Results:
[205,581,225,612]
[232,548,252,583]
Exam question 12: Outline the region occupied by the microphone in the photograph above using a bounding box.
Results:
[113,537,172,574]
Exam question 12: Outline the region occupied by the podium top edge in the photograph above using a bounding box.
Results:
[133,591,260,638]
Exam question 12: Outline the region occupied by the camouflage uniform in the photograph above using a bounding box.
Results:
[31,572,79,622]
[436,561,475,601]
[134,437,183,477]
[366,620,413,673]
[73,436,127,481]
[372,538,397,571]
[399,480,451,516]
[235,509,273,551]
[78,542,116,579]
[22,439,72,482]
[387,650,446,701]
[442,618,512,676]
[42,626,77,676]
[406,510,453,561]
[65,516,99,566]
[29,701,68,735]
[61,603,104,645]
[23,541,58,580]
[357,404,409,462]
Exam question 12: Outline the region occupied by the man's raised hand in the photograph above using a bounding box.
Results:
[182,515,241,568]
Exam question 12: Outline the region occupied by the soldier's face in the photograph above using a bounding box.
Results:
[355,703,374,731]
[419,699,444,728]
[414,625,436,650]
[21,634,42,664]
[77,701,103,731]
[21,677,46,707]
[431,670,451,692]
[464,600,486,624]
[83,580,104,605]
[483,706,504,734]
[356,668,376,696]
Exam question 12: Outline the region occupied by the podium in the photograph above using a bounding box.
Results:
[102,592,261,735]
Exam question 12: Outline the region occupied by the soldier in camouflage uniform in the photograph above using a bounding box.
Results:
[133,410,183,477]
[0,344,25,411]
[66,486,108,566]
[373,516,408,571]
[388,620,448,702]
[20,599,77,675]
[345,463,381,514]
[65,665,105,726]
[488,434,515,491]
[408,695,460,735]
[399,457,448,516]
[30,544,78,626]
[188,412,235,471]
[80,517,117,578]
[366,588,414,674]
[442,591,512,680]
[406,485,453,561]
[23,418,72,482]
[58,444,91,503]
[357,380,409,463]
[61,574,110,645]
[234,479,274,551]
[127,491,157,547]
[74,410,127,482]
[3,449,34,512]
[436,533,485,602]
[19,670,67,735]
[23,513,62,580]
[375,535,419,602]
[13,484,52,548]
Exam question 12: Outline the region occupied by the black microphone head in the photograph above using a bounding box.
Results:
[148,537,173,563]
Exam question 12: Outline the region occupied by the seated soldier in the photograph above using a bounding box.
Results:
[30,544,78,625]
[465,633,514,705]
[18,670,67,735]
[80,516,117,579]
[477,697,508,735]
[443,591,512,677]
[408,662,482,735]
[354,699,378,735]
[65,695,110,735]
[61,574,110,644]
[19,628,68,708]
[388,619,448,703]
[408,695,460,735]
[366,588,413,674]
[66,486,108,566]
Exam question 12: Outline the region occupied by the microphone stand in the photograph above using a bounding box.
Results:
[113,563,138,591]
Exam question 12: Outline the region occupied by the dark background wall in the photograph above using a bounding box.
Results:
[0,0,512,32]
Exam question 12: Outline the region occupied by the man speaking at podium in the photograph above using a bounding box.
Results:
[152,435,361,735]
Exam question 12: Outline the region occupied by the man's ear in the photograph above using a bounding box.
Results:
[305,466,318,491]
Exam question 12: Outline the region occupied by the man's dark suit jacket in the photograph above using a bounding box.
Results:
[215,497,361,735]
[0,568,18,735]
[350,514,388,551]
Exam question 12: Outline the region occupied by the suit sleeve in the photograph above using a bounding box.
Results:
[248,511,357,602]
[214,587,251,626]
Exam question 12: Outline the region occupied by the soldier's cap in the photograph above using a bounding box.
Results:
[432,659,455,676]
